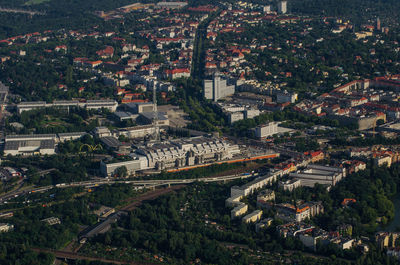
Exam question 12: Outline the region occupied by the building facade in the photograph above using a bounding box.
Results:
[204,74,235,101]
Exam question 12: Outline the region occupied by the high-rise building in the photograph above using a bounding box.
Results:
[203,74,235,101]
[376,17,381,31]
[278,1,287,14]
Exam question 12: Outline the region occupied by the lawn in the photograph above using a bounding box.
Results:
[24,0,51,6]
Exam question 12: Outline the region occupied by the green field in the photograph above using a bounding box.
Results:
[24,0,51,6]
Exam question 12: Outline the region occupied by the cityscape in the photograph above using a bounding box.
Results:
[0,0,400,264]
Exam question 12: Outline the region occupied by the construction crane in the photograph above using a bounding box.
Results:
[153,85,160,142]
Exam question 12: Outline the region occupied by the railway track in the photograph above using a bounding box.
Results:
[31,248,157,265]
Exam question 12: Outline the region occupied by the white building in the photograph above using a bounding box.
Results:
[116,125,161,139]
[279,179,302,192]
[289,164,346,188]
[100,156,149,177]
[57,132,87,143]
[277,1,287,14]
[230,172,280,197]
[135,136,241,170]
[156,1,187,9]
[245,109,260,119]
[93,127,112,138]
[229,112,244,124]
[17,99,118,114]
[204,74,235,101]
[4,134,56,156]
[255,122,279,139]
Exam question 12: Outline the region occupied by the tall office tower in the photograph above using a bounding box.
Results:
[278,1,287,14]
[203,74,235,101]
[376,17,381,31]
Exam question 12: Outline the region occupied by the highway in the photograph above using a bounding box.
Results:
[0,173,256,204]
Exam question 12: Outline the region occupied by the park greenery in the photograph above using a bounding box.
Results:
[6,107,100,134]
[2,154,96,185]
[290,0,400,26]
[2,159,400,264]
[82,167,400,265]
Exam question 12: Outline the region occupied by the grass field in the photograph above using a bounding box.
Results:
[24,0,51,6]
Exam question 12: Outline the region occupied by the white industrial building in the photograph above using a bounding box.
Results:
[116,125,161,139]
[217,103,261,124]
[58,132,87,142]
[204,74,235,101]
[4,134,56,156]
[124,102,155,114]
[17,99,118,114]
[289,164,346,188]
[156,1,187,9]
[93,127,112,138]
[100,155,149,177]
[101,136,241,176]
[135,136,240,170]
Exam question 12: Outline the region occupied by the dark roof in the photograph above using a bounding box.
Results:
[100,136,122,149]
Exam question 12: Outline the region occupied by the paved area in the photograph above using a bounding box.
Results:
[158,104,190,127]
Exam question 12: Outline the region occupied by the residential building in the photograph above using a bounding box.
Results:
[242,210,263,223]
[231,203,248,219]
[279,179,301,192]
[254,122,279,139]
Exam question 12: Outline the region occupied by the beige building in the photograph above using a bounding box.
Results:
[374,155,392,167]
[231,203,248,219]
[242,210,263,223]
